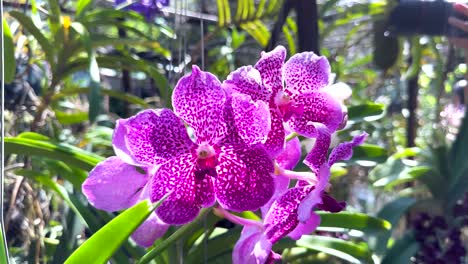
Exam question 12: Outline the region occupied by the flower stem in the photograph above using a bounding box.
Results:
[285,132,299,142]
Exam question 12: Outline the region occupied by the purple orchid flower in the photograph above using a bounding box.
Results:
[82,156,169,247]
[112,66,275,225]
[264,132,368,244]
[223,46,345,157]
[114,0,169,21]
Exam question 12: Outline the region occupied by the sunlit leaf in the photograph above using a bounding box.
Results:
[2,18,16,84]
[318,212,391,234]
[5,137,103,171]
[348,103,385,123]
[65,197,167,264]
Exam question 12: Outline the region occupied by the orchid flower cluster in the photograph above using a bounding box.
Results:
[82,46,367,263]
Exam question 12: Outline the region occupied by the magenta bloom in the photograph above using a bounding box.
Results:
[223,46,344,156]
[112,66,274,225]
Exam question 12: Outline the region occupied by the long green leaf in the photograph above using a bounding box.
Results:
[381,232,419,264]
[318,212,391,234]
[369,197,416,255]
[448,108,468,205]
[295,235,372,263]
[5,137,103,171]
[51,87,149,108]
[0,228,8,264]
[71,22,102,123]
[9,11,55,65]
[65,197,166,264]
[76,0,93,17]
[3,18,16,84]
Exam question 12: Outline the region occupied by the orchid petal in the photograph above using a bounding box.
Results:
[231,93,271,145]
[324,82,352,103]
[112,109,195,167]
[283,52,331,94]
[303,124,331,173]
[150,153,215,224]
[260,174,290,219]
[82,156,147,212]
[276,136,301,170]
[233,225,272,264]
[317,193,346,213]
[215,144,275,212]
[255,46,286,95]
[131,213,170,247]
[288,91,343,137]
[263,186,312,244]
[172,65,227,144]
[297,165,331,222]
[288,212,320,240]
[328,133,368,166]
[224,66,272,101]
[264,109,285,157]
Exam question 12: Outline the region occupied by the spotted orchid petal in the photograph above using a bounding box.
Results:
[215,144,275,212]
[150,152,215,224]
[303,124,331,173]
[288,212,321,240]
[283,52,331,94]
[297,165,331,222]
[263,186,311,243]
[224,66,272,102]
[231,93,271,145]
[172,65,227,144]
[113,109,195,167]
[263,109,285,157]
[233,225,273,264]
[288,92,343,137]
[276,136,301,170]
[131,211,170,247]
[130,183,170,247]
[255,46,286,96]
[82,156,148,212]
[328,133,368,166]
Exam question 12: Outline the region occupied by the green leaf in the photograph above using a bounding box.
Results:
[348,103,385,123]
[350,144,388,165]
[0,228,8,264]
[294,235,372,263]
[5,137,103,171]
[318,212,391,234]
[381,232,419,264]
[17,132,51,141]
[369,197,417,255]
[3,18,16,84]
[65,197,167,264]
[70,22,102,123]
[76,0,93,17]
[52,86,149,108]
[448,108,468,204]
[373,166,431,190]
[187,227,241,263]
[55,110,89,125]
[9,11,55,65]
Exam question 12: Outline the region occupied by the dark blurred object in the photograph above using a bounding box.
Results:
[373,19,400,70]
[388,1,468,37]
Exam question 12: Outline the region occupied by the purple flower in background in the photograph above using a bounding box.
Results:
[115,0,169,20]
[82,157,169,247]
[113,66,274,225]
[223,46,345,157]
